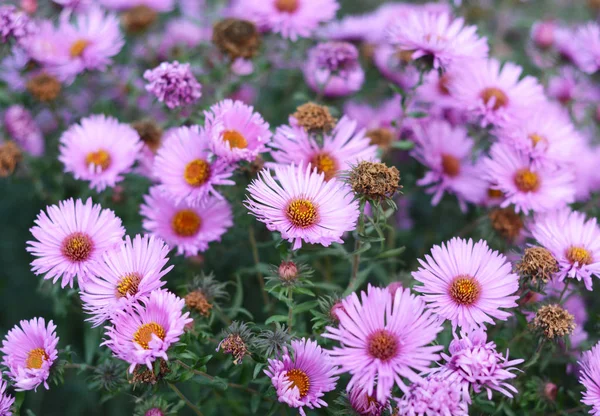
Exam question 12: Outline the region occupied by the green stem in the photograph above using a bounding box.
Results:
[168,383,204,416]
[287,290,294,333]
[347,202,366,292]
[248,226,270,310]
[558,281,570,303]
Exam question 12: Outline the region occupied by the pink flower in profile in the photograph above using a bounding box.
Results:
[204,99,271,163]
[144,61,202,109]
[573,23,600,74]
[27,198,125,288]
[484,142,575,213]
[373,44,421,90]
[412,120,486,212]
[396,374,469,416]
[81,235,172,327]
[59,114,142,192]
[348,386,389,416]
[103,289,192,372]
[532,208,600,291]
[303,41,364,98]
[153,125,235,205]
[141,186,233,257]
[387,11,488,69]
[1,318,59,391]
[580,341,600,415]
[0,373,14,416]
[269,116,377,181]
[436,328,523,403]
[265,338,338,416]
[412,237,519,330]
[323,285,443,402]
[3,105,44,157]
[245,164,359,250]
[232,0,339,41]
[99,0,174,11]
[448,58,545,126]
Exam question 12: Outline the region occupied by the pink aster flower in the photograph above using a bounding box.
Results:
[344,95,402,134]
[396,374,469,416]
[484,142,575,213]
[580,341,600,415]
[3,105,44,157]
[0,373,14,416]
[323,285,444,402]
[269,116,377,181]
[53,0,92,11]
[531,20,556,50]
[448,58,545,126]
[412,237,519,331]
[153,125,235,205]
[81,234,172,327]
[103,289,192,372]
[373,44,421,90]
[99,0,174,11]
[412,120,487,212]
[144,61,202,109]
[232,0,339,41]
[265,338,338,416]
[59,114,142,192]
[573,23,600,74]
[531,208,600,291]
[27,198,125,288]
[303,41,364,98]
[204,99,271,163]
[245,163,359,250]
[0,318,59,391]
[0,5,35,45]
[141,185,233,257]
[387,11,488,70]
[436,328,523,403]
[348,386,389,416]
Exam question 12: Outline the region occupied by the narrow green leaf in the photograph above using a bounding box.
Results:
[265,315,289,325]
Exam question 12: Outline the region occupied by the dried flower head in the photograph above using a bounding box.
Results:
[90,359,127,392]
[217,322,254,365]
[366,127,395,150]
[212,18,260,60]
[184,272,228,317]
[240,156,265,178]
[350,161,402,201]
[255,323,291,358]
[292,102,336,134]
[532,304,576,339]
[489,207,524,241]
[0,141,23,177]
[517,247,559,284]
[121,5,157,34]
[26,73,61,102]
[130,359,170,386]
[184,291,212,317]
[131,119,163,153]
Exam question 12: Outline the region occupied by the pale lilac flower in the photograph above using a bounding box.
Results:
[387,11,488,69]
[303,41,364,98]
[141,186,233,257]
[436,328,523,403]
[348,386,388,416]
[245,164,359,250]
[0,5,35,45]
[103,289,192,372]
[532,208,600,291]
[579,341,600,415]
[269,116,377,181]
[81,235,172,327]
[396,374,469,416]
[52,0,92,11]
[265,338,338,416]
[344,95,402,135]
[373,44,421,90]
[547,67,595,106]
[323,285,443,402]
[319,13,379,42]
[0,373,14,415]
[144,61,202,109]
[27,198,125,288]
[59,114,142,192]
[99,0,174,11]
[573,23,600,74]
[3,105,44,157]
[156,18,208,59]
[1,318,59,391]
[204,99,272,163]
[153,125,235,205]
[413,237,519,330]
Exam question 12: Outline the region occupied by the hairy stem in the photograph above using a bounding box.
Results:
[248,226,270,309]
[168,383,204,416]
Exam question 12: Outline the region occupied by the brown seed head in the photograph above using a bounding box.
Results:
[350,161,402,201]
[212,18,261,60]
[366,127,395,149]
[185,290,213,317]
[0,141,23,177]
[130,359,170,385]
[132,119,163,153]
[219,334,248,365]
[26,73,61,102]
[489,208,524,241]
[532,304,576,339]
[517,247,559,284]
[292,102,336,134]
[121,5,158,34]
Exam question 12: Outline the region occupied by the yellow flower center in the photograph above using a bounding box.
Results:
[70,39,90,58]
[488,188,504,199]
[86,149,111,171]
[449,276,481,305]
[116,273,142,298]
[514,168,540,192]
[480,87,509,110]
[172,209,202,237]
[285,368,310,398]
[275,0,299,13]
[310,152,338,181]
[529,133,546,147]
[184,159,211,187]
[61,232,93,262]
[222,130,248,149]
[566,246,593,266]
[367,329,399,361]
[133,322,166,350]
[26,348,49,369]
[286,199,318,228]
[441,154,461,177]
[396,49,414,63]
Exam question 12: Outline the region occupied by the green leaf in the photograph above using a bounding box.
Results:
[350,241,371,255]
[390,140,415,150]
[376,246,406,259]
[251,394,261,413]
[293,300,319,313]
[293,287,315,297]
[406,111,428,118]
[253,363,265,380]
[265,315,289,325]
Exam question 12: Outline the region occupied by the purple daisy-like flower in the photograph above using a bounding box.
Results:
[59,114,142,192]
[412,237,519,331]
[323,285,443,402]
[396,373,469,416]
[27,198,125,288]
[141,186,233,257]
[204,99,272,163]
[580,341,600,415]
[153,125,235,205]
[484,142,575,213]
[373,44,421,90]
[573,23,600,74]
[3,105,44,157]
[0,318,59,391]
[412,120,486,212]
[265,338,338,416]
[531,208,600,291]
[448,58,545,127]
[144,61,202,109]
[269,116,377,181]
[348,386,389,416]
[0,5,35,45]
[303,41,364,98]
[436,328,523,403]
[245,163,359,250]
[99,0,174,11]
[387,10,488,69]
[0,373,14,415]
[81,234,172,327]
[103,289,192,372]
